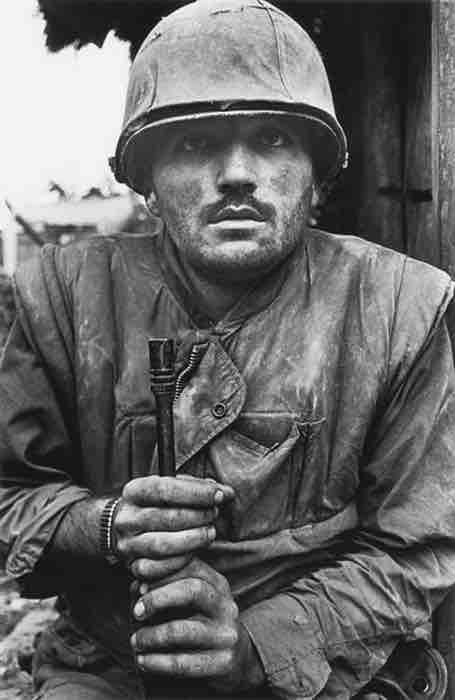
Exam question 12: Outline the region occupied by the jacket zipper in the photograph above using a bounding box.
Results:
[174,343,208,400]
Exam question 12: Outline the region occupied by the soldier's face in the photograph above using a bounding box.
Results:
[148,115,314,283]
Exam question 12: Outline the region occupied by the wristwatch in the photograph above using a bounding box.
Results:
[99,496,122,566]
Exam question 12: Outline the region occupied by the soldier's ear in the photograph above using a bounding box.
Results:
[145,190,160,217]
[311,183,321,210]
[308,183,322,226]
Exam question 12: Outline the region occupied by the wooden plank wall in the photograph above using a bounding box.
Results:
[317,3,405,250]
[318,3,436,268]
[431,4,455,697]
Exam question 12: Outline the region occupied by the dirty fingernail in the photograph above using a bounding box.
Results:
[134,601,145,619]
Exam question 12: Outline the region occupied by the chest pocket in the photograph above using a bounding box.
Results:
[206,416,323,541]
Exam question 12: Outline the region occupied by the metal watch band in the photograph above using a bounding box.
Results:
[99,496,122,564]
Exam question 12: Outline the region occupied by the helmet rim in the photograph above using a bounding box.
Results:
[115,102,348,194]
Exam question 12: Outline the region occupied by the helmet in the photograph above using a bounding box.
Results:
[111,0,348,194]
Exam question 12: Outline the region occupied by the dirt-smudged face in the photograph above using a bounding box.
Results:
[147,115,315,284]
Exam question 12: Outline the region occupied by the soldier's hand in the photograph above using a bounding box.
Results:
[112,475,234,578]
[130,558,264,689]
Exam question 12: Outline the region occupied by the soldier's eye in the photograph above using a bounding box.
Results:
[180,134,210,152]
[257,128,291,148]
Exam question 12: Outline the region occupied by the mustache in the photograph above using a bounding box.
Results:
[204,196,275,223]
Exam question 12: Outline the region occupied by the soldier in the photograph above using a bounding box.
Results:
[1,1,455,699]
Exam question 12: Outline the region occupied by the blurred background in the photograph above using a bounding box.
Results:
[0,0,152,278]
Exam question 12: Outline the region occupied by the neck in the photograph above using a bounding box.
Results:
[182,264,252,322]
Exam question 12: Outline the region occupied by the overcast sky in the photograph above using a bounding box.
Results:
[0,0,130,228]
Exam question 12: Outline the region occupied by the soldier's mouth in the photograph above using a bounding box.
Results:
[209,205,266,223]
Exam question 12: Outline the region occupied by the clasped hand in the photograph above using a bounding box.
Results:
[111,475,260,687]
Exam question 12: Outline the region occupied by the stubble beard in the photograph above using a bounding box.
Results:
[166,192,312,286]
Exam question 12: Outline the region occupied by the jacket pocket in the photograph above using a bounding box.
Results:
[208,418,321,540]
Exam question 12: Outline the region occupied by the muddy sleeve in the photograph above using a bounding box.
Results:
[0,247,91,584]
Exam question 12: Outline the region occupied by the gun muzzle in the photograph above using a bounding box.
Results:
[148,338,177,477]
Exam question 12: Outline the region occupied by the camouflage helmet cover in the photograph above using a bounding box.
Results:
[112,0,348,194]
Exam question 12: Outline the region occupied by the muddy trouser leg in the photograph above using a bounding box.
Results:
[31,616,148,700]
[32,664,147,700]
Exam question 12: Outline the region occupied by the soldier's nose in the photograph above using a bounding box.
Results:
[216,142,257,195]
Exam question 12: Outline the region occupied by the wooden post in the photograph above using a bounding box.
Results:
[431,3,455,697]
[404,2,435,266]
[432,0,455,341]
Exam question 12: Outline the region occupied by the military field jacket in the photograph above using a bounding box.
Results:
[1,229,455,699]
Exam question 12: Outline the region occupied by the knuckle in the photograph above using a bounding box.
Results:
[226,624,239,647]
[217,623,237,647]
[123,477,148,499]
[149,533,166,555]
[172,620,192,644]
[170,655,185,675]
[112,510,126,534]
[163,622,177,645]
[225,648,236,666]
[170,508,186,528]
[215,649,234,674]
[141,559,156,577]
[154,624,168,646]
[184,528,206,550]
[153,478,166,501]
[202,508,215,523]
[115,537,128,556]
[213,568,229,589]
[181,577,202,605]
[190,577,205,599]
[121,481,134,499]
[220,598,238,621]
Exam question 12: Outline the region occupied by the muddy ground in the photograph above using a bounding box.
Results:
[0,573,57,700]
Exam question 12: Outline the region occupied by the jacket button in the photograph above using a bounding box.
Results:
[212,402,227,419]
